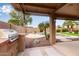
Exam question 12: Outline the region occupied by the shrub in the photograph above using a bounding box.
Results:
[73,29,79,34]
[62,28,68,32]
[56,28,61,32]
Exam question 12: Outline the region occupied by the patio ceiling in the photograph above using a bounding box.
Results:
[12,3,79,19]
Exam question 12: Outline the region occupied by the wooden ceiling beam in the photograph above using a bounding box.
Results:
[25,12,49,16]
[24,9,51,15]
[12,3,51,15]
[53,3,67,12]
[23,4,67,14]
[21,3,52,15]
[12,3,67,15]
[49,3,67,14]
[19,3,25,13]
[12,3,79,19]
[23,3,58,10]
[52,4,79,19]
[55,13,79,19]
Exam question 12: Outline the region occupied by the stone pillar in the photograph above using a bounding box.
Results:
[49,15,56,45]
[18,33,25,52]
[17,26,26,52]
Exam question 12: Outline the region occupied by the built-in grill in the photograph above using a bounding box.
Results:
[0,29,18,42]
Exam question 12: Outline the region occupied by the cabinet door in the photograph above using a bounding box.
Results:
[0,45,10,56]
[0,44,7,52]
[18,34,25,52]
[10,41,18,56]
[0,52,11,56]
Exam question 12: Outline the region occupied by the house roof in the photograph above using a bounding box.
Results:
[0,21,9,29]
[12,3,79,19]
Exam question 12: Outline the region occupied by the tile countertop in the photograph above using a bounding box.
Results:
[0,39,8,46]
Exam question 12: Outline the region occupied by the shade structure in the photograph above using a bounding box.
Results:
[12,3,79,19]
[12,3,79,45]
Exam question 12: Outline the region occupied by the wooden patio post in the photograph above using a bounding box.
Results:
[49,15,56,45]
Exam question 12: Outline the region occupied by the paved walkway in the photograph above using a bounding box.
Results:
[56,36,72,42]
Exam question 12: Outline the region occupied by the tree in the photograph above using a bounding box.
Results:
[57,25,61,28]
[63,20,77,33]
[73,21,79,34]
[57,25,63,33]
[38,22,49,40]
[38,23,44,32]
[8,10,32,26]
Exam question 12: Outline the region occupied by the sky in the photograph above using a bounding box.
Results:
[0,3,64,28]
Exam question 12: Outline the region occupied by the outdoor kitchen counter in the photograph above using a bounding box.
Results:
[0,39,9,46]
[0,38,18,56]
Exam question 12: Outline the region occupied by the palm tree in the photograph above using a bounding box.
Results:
[8,10,32,26]
[38,22,49,40]
[38,23,44,32]
[63,20,77,33]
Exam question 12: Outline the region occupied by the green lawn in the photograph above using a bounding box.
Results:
[61,32,79,36]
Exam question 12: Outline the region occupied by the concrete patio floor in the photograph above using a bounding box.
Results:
[18,46,64,56]
[18,41,79,56]
[54,41,79,56]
